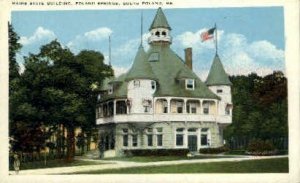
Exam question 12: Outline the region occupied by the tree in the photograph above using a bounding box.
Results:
[18,40,113,162]
[224,71,288,150]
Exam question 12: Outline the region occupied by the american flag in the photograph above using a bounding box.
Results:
[200,27,216,42]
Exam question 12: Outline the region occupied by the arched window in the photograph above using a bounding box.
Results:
[155,31,160,37]
[162,31,166,36]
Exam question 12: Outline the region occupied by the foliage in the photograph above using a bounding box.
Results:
[123,149,189,157]
[224,72,288,150]
[9,25,113,161]
[246,139,277,155]
[199,146,230,154]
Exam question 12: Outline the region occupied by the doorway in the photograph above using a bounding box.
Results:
[188,135,198,152]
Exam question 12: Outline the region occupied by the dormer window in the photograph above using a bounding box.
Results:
[186,79,195,90]
[134,80,140,87]
[108,85,113,94]
[217,89,223,93]
[151,81,156,90]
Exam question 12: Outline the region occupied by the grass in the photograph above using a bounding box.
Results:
[12,159,106,170]
[74,157,288,174]
[103,155,241,162]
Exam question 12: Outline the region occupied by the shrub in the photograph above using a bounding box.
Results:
[123,149,189,157]
[246,139,277,156]
[199,146,230,154]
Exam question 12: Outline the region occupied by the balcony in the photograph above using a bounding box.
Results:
[96,113,231,125]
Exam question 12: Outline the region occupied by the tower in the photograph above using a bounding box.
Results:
[148,7,172,44]
[206,54,232,115]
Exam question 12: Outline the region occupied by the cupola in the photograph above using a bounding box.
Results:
[148,7,172,44]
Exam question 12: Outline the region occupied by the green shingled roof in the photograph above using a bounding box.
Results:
[149,7,171,30]
[206,54,232,86]
[126,45,157,81]
[145,44,219,99]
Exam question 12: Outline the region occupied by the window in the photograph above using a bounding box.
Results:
[176,101,183,113]
[143,99,151,113]
[151,81,156,90]
[156,128,163,133]
[187,103,197,114]
[110,135,115,149]
[108,85,113,94]
[144,106,150,113]
[176,128,184,146]
[148,52,159,62]
[176,134,184,146]
[186,79,195,90]
[225,107,230,115]
[147,134,153,146]
[134,80,140,87]
[157,134,163,146]
[203,102,209,114]
[116,101,127,114]
[123,128,129,147]
[132,134,138,147]
[162,31,166,36]
[147,128,153,133]
[105,135,110,150]
[217,89,223,93]
[201,128,210,146]
[176,128,184,132]
[188,128,197,132]
[156,128,163,147]
[201,134,208,146]
[155,31,160,37]
[123,135,128,147]
[163,101,168,113]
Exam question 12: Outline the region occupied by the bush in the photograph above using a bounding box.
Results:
[246,139,278,156]
[123,149,189,156]
[199,146,230,154]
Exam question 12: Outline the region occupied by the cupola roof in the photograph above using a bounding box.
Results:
[206,54,232,86]
[149,7,171,30]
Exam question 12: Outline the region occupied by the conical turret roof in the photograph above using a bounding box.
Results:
[149,7,171,30]
[126,45,157,81]
[206,54,232,86]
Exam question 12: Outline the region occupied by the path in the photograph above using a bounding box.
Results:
[10,155,287,175]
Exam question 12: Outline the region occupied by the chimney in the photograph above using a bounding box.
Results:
[185,48,192,70]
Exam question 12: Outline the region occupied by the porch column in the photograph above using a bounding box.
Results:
[183,98,187,114]
[113,100,117,115]
[167,98,171,113]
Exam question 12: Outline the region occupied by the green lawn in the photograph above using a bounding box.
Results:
[13,159,107,170]
[103,155,241,162]
[74,157,288,174]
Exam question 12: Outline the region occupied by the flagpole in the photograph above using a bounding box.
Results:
[215,23,218,55]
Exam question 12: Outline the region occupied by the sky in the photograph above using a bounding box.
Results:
[11,7,285,80]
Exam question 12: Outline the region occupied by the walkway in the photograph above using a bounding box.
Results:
[10,155,287,175]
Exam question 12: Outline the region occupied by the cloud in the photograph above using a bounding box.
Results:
[84,27,112,40]
[113,66,129,77]
[67,27,112,53]
[19,27,56,46]
[173,29,285,79]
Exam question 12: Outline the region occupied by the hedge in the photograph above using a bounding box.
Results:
[199,146,230,154]
[123,149,189,156]
[246,139,278,156]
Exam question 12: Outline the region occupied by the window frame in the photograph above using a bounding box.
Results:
[185,79,195,90]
